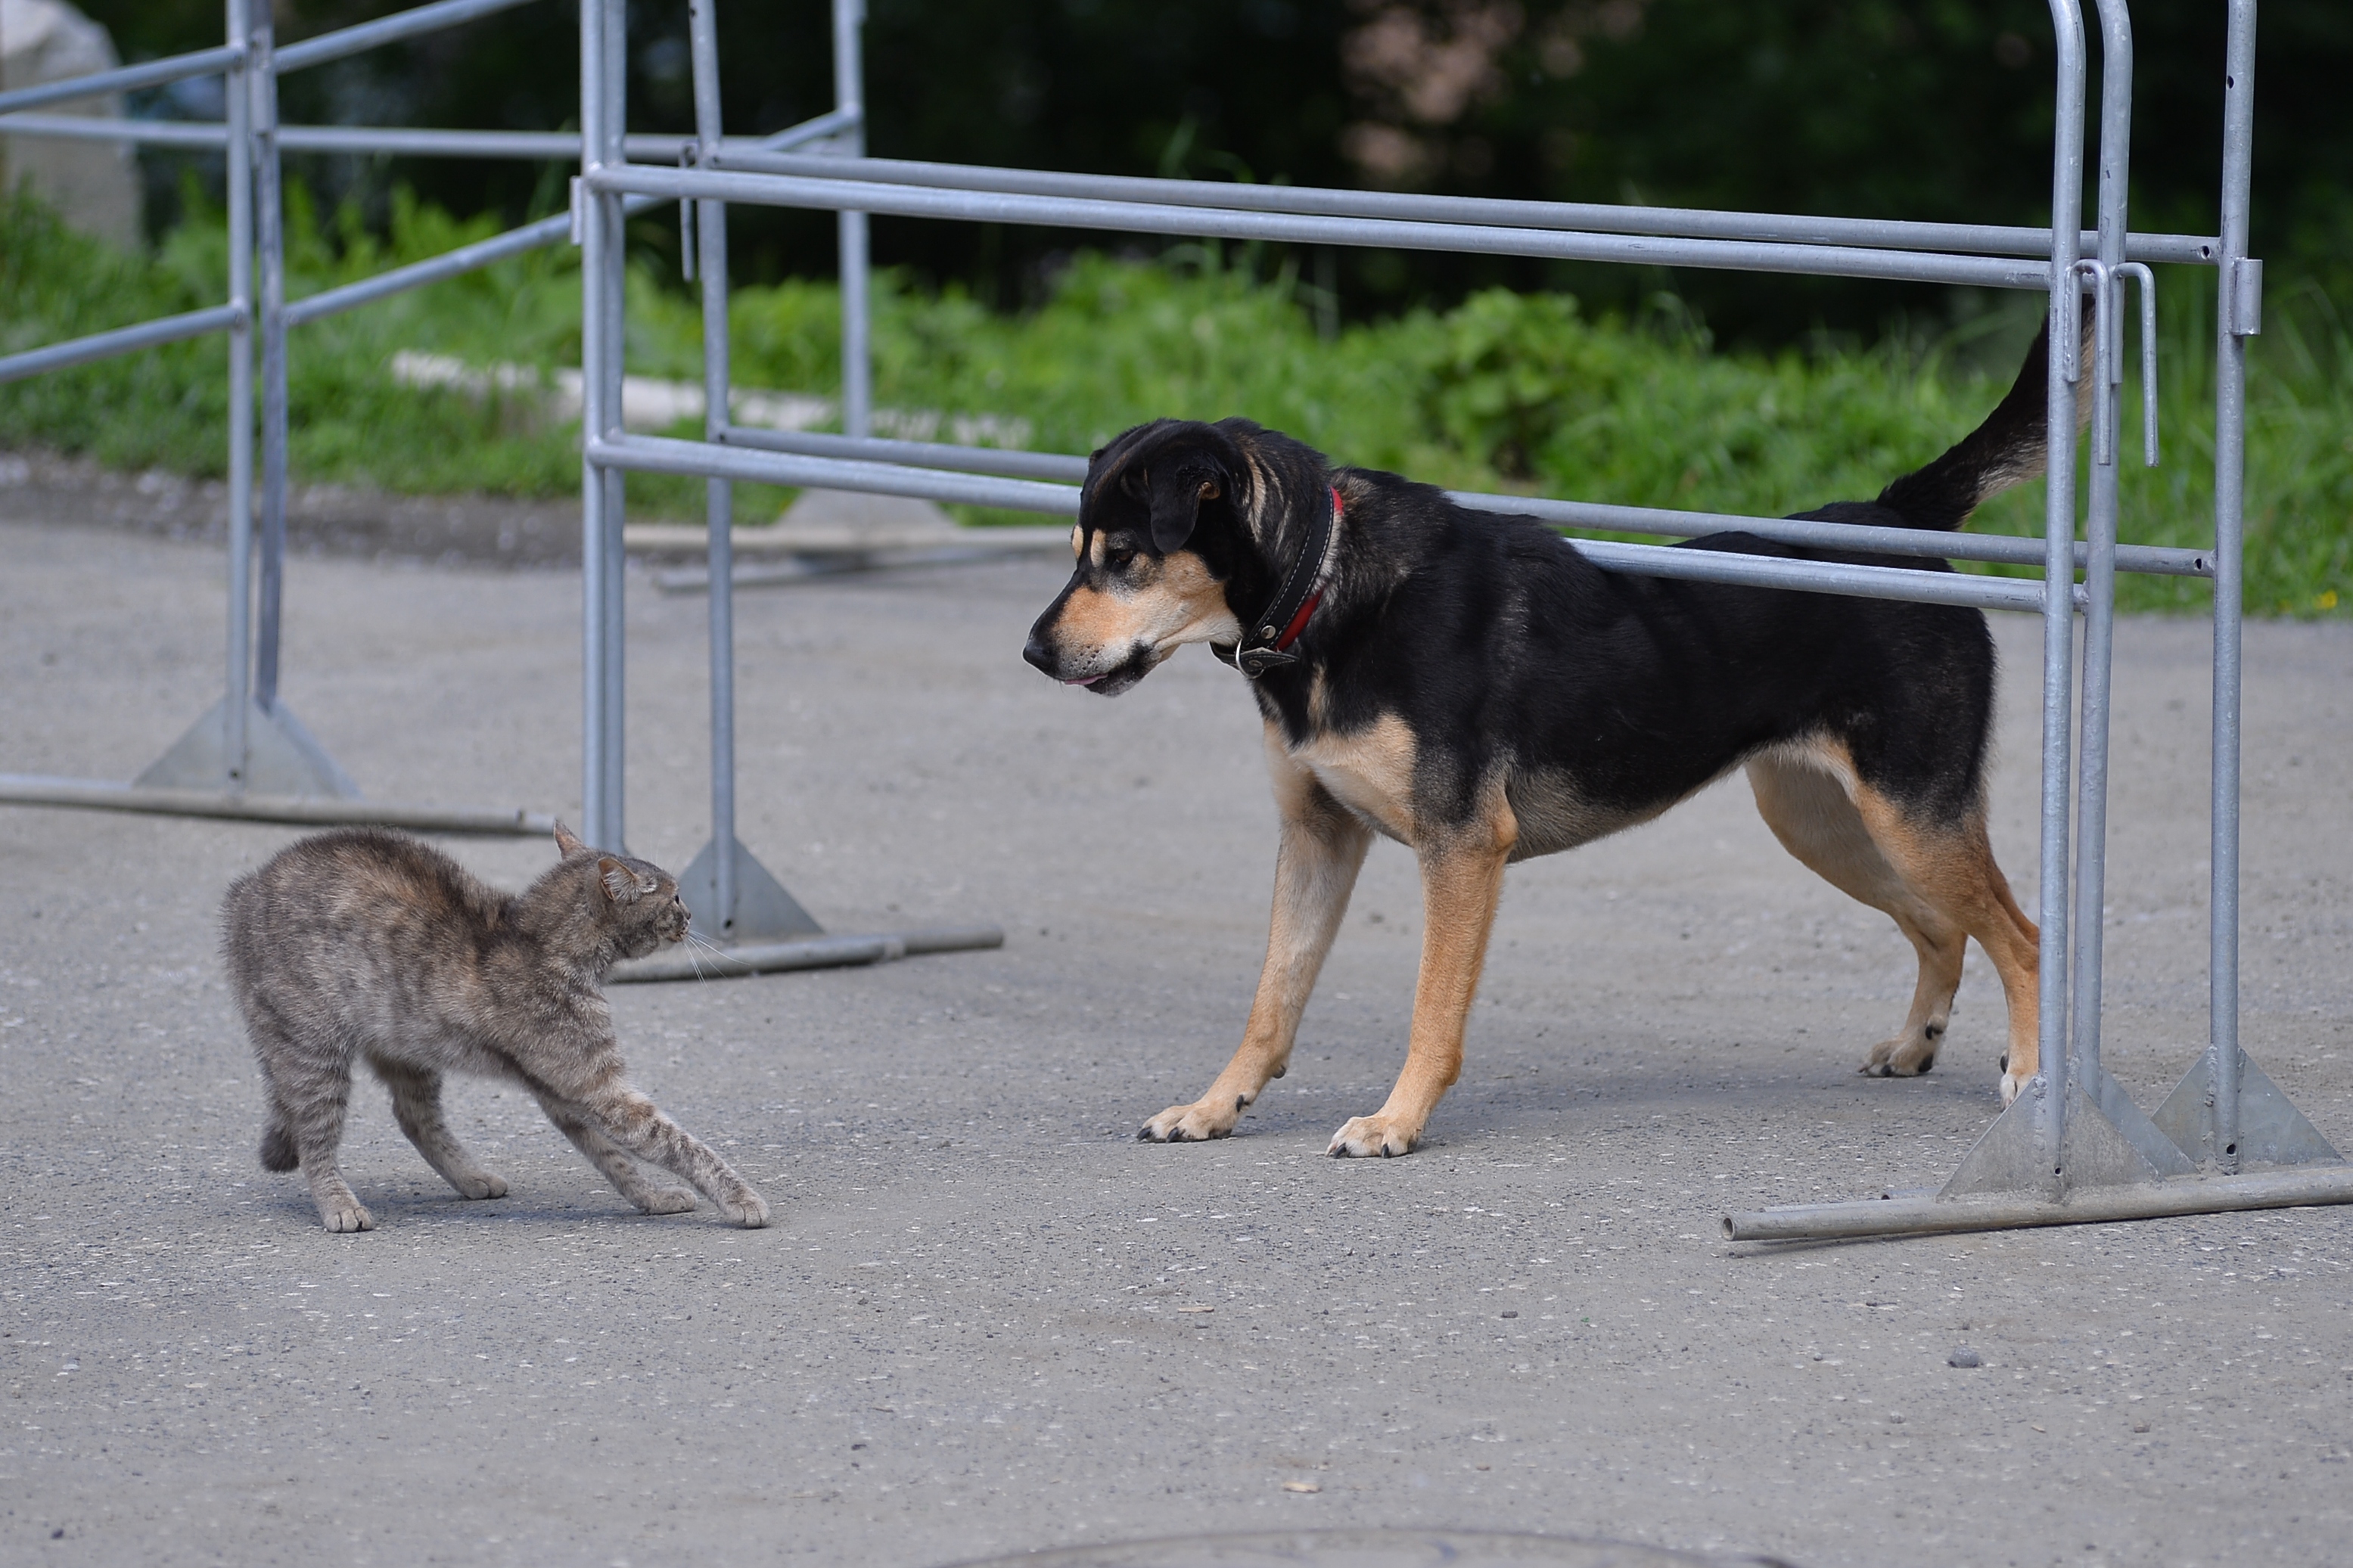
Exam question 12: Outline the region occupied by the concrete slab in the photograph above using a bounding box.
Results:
[2,514,2348,1566]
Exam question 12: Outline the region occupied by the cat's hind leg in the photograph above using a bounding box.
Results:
[531,1091,700,1217]
[255,1021,372,1233]
[558,1083,769,1228]
[371,1057,508,1202]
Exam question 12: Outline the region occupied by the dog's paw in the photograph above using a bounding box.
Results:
[1138,1101,1239,1144]
[1860,1026,1941,1078]
[1327,1114,1419,1159]
[1999,1069,2022,1107]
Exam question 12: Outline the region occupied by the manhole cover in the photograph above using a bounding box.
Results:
[937,1527,1792,1568]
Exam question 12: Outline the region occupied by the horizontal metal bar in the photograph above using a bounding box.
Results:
[703,433,2206,580]
[0,116,858,162]
[0,304,241,387]
[0,775,555,835]
[608,924,1005,984]
[277,111,861,327]
[719,150,2221,269]
[0,44,241,117]
[1725,1163,2353,1242]
[275,0,539,75]
[593,435,2069,614]
[1453,493,2212,578]
[720,424,1093,483]
[588,164,2061,292]
[588,433,1085,514]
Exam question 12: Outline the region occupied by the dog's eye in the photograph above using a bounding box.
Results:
[1104,545,1136,572]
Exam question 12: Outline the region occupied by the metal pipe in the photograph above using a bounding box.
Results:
[585,164,2067,293]
[225,0,255,787]
[0,305,241,387]
[833,0,871,439]
[273,0,539,74]
[0,43,242,117]
[1723,1163,2353,1243]
[578,0,611,849]
[2068,0,2136,1098]
[589,433,2072,615]
[688,0,737,934]
[711,427,2214,577]
[0,775,555,836]
[0,116,857,161]
[716,147,2222,269]
[2034,0,2088,1164]
[598,0,629,848]
[2211,0,2259,1173]
[251,12,289,716]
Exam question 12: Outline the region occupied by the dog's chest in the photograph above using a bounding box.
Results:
[1289,713,1419,842]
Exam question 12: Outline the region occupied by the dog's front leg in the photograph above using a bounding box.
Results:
[1329,807,1514,1158]
[1139,749,1371,1144]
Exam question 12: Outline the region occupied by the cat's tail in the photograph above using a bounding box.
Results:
[260,1114,299,1172]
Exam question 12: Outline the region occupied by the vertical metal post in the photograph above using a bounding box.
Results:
[250,11,286,715]
[832,0,869,439]
[2209,0,2258,1173]
[598,0,629,846]
[2069,0,2134,1091]
[578,0,614,848]
[222,0,254,785]
[688,0,738,933]
[2033,0,2088,1169]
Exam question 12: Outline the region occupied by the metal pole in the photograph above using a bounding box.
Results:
[599,0,629,848]
[250,11,287,714]
[2211,0,2258,1172]
[223,0,254,786]
[832,0,869,439]
[688,0,738,933]
[2033,0,2087,1171]
[2069,0,2134,1093]
[577,0,611,848]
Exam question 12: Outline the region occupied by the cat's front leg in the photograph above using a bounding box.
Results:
[533,1091,700,1216]
[574,1083,769,1228]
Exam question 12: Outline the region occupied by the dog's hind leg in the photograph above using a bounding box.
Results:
[1139,737,1372,1144]
[1328,793,1515,1159]
[1747,751,1965,1078]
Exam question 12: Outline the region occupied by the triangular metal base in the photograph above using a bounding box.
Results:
[134,696,362,799]
[679,835,823,945]
[1942,1064,2195,1202]
[2153,1049,2342,1169]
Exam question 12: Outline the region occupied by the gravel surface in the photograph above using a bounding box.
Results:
[2,513,2349,1567]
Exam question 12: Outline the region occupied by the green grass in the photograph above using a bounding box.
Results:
[5,186,2347,615]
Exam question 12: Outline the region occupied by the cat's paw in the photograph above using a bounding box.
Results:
[634,1188,698,1216]
[725,1189,771,1229]
[320,1200,375,1233]
[456,1172,508,1200]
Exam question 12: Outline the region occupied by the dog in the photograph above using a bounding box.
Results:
[1024,324,2063,1157]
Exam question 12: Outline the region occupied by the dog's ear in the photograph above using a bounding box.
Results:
[1147,458,1227,554]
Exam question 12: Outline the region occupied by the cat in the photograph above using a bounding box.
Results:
[221,821,769,1233]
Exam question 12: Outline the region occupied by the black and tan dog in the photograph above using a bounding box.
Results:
[1024,328,2062,1157]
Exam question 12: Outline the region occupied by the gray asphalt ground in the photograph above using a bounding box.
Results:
[3,511,2350,1568]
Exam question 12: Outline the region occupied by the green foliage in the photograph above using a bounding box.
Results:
[4,188,2346,615]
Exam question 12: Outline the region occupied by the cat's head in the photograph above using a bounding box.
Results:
[554,821,690,960]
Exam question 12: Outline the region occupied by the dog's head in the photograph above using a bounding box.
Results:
[1022,419,1257,697]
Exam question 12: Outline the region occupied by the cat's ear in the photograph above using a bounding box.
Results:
[596,855,641,902]
[553,821,588,859]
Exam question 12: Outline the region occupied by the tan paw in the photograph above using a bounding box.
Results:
[321,1201,375,1233]
[1860,1036,1939,1078]
[725,1190,771,1229]
[457,1172,508,1200]
[1137,1099,1239,1144]
[1999,1070,2022,1106]
[1327,1113,1419,1159]
[634,1188,698,1216]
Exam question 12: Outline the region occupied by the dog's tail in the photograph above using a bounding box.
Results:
[1873,315,2093,532]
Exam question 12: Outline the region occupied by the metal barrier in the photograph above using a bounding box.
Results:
[4,0,2344,1225]
[567,0,2348,1232]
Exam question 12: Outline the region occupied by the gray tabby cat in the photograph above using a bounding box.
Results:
[222,822,769,1233]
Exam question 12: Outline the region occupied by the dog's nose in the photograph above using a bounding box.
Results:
[1022,634,1058,675]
